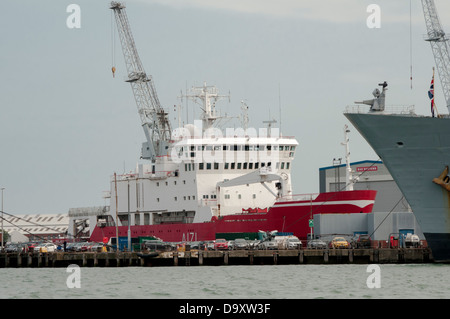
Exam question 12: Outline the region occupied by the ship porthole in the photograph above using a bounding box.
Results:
[396,142,404,148]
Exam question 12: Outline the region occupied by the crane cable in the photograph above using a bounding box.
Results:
[410,0,413,89]
[111,10,116,78]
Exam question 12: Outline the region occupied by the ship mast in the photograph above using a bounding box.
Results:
[110,2,172,160]
[422,0,450,110]
[341,125,354,191]
[180,82,230,133]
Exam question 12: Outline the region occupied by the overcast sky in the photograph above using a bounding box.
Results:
[1,0,450,215]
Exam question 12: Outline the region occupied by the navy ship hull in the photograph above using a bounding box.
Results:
[345,112,450,262]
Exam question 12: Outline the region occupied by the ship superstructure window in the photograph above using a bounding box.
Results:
[225,194,230,199]
[207,163,212,170]
[225,163,229,169]
[286,162,290,169]
[249,163,253,169]
[214,163,219,170]
[199,163,204,170]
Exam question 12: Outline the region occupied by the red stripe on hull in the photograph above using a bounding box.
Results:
[90,190,376,242]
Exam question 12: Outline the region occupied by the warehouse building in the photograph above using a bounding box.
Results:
[315,160,424,243]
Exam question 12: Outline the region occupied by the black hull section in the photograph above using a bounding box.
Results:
[424,232,450,262]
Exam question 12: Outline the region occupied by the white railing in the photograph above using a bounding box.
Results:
[277,193,320,202]
[344,105,416,115]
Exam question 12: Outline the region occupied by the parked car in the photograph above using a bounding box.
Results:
[67,242,84,252]
[26,242,40,252]
[355,234,372,248]
[285,237,302,249]
[90,242,105,252]
[307,239,327,249]
[214,239,229,250]
[5,243,28,253]
[330,237,349,249]
[259,240,278,250]
[34,243,57,253]
[81,242,96,251]
[233,238,249,250]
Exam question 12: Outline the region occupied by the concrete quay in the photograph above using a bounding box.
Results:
[0,248,433,268]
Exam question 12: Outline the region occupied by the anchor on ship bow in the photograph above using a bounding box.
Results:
[432,166,450,192]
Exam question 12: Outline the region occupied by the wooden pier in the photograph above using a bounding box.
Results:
[0,247,434,268]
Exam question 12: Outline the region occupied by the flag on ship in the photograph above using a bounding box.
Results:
[428,68,435,117]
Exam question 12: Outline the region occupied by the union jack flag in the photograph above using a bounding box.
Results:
[428,73,435,117]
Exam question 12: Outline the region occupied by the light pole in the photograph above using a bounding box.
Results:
[1,188,4,251]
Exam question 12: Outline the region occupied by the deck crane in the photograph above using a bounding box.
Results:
[422,0,450,111]
[110,2,172,160]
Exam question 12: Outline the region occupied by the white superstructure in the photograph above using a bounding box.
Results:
[108,83,298,228]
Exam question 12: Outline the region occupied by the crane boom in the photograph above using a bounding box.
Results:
[110,2,172,160]
[422,0,450,110]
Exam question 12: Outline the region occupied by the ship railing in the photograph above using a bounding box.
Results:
[277,193,320,202]
[111,170,180,181]
[344,105,416,115]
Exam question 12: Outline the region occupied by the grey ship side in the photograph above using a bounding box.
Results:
[345,83,450,262]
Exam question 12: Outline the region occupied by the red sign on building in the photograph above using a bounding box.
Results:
[356,166,378,172]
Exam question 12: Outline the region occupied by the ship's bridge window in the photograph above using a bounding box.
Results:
[279,146,284,151]
[290,146,296,151]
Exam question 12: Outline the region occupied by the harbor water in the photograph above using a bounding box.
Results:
[1,263,449,299]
